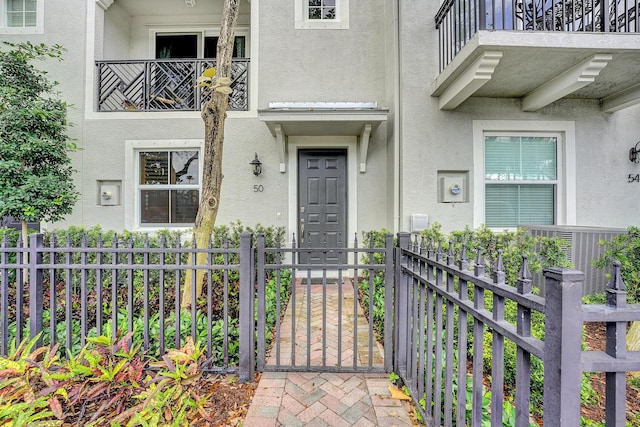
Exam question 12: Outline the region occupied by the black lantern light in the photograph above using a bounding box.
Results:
[630,141,640,164]
[250,152,262,176]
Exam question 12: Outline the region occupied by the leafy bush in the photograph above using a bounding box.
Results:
[358,229,393,341]
[593,226,640,303]
[0,333,215,426]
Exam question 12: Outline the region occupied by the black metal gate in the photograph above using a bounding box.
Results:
[255,234,394,373]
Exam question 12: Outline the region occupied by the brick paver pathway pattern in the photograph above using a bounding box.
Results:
[244,278,414,426]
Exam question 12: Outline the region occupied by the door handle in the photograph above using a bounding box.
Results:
[300,218,305,244]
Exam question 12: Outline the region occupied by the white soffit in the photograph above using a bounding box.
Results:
[258,103,388,173]
[522,54,613,112]
[438,51,503,110]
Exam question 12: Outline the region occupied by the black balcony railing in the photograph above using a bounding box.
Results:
[435,0,639,70]
[96,58,249,112]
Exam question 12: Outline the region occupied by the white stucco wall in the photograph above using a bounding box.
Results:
[397,0,639,233]
[257,0,389,106]
[103,2,131,60]
[12,0,636,237]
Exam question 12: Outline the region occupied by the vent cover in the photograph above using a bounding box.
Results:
[521,225,626,296]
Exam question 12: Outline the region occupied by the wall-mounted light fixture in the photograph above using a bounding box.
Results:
[184,0,196,7]
[630,141,640,164]
[250,153,262,176]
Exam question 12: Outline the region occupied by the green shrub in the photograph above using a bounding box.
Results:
[593,226,640,303]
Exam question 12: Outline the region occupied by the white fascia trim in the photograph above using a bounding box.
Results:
[472,120,576,229]
[294,0,350,30]
[124,139,204,232]
[0,0,44,34]
[287,136,358,262]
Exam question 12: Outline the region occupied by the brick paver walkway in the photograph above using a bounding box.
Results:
[244,279,414,426]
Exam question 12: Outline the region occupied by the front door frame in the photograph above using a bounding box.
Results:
[288,136,358,263]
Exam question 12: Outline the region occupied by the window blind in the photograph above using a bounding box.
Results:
[485,136,557,227]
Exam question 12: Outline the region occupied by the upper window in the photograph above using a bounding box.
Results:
[155,34,246,59]
[308,0,336,20]
[138,150,200,226]
[484,136,557,227]
[473,120,576,229]
[1,0,43,33]
[295,0,349,29]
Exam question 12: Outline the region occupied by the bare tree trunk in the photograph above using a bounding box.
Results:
[182,0,240,306]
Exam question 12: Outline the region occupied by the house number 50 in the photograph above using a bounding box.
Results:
[629,174,640,183]
[253,184,264,192]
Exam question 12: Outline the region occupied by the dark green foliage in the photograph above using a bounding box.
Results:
[358,230,393,341]
[4,222,290,365]
[0,42,78,224]
[593,226,640,303]
[422,223,573,286]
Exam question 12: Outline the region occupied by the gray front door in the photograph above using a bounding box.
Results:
[298,149,347,264]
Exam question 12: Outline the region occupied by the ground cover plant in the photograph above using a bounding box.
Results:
[0,332,258,426]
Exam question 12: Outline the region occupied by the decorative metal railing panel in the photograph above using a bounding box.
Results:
[96,58,250,112]
[435,0,639,71]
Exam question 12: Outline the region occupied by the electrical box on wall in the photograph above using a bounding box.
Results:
[410,214,429,232]
[97,181,121,206]
[437,171,469,203]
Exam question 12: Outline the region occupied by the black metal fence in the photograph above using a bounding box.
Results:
[435,0,639,71]
[395,232,640,426]
[3,230,640,424]
[0,232,251,378]
[96,58,249,112]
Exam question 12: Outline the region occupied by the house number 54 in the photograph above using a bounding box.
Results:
[629,174,640,183]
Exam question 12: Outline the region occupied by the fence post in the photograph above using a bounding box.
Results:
[384,233,394,372]
[605,261,627,426]
[394,232,411,374]
[543,267,584,427]
[29,234,44,347]
[239,232,255,382]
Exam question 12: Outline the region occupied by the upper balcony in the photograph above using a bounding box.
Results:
[93,0,252,114]
[431,0,640,112]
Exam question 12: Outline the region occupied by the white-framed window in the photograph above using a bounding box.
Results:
[473,121,576,229]
[295,0,349,29]
[125,140,202,229]
[0,0,43,34]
